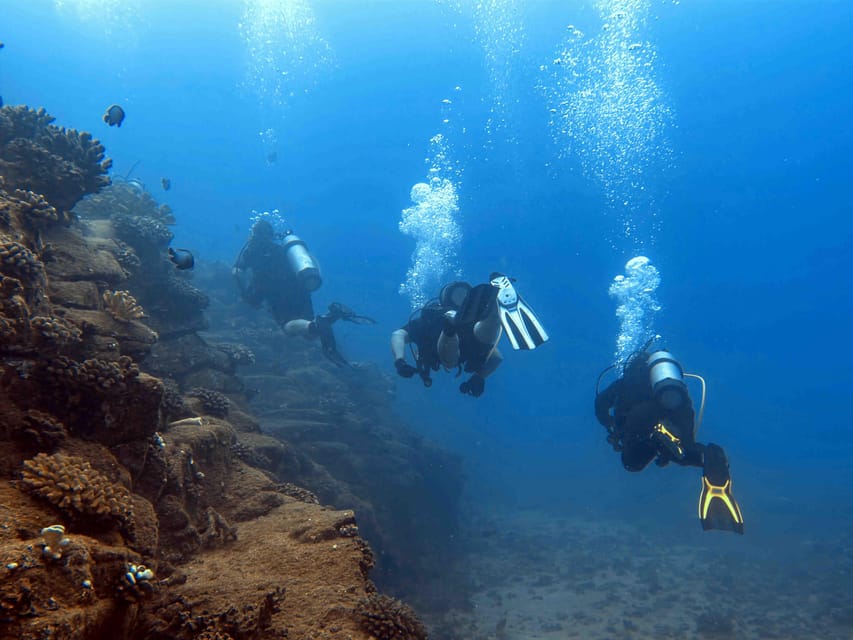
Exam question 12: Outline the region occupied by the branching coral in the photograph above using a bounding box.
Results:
[187,387,230,417]
[45,355,140,395]
[357,593,428,640]
[215,343,256,366]
[29,315,82,348]
[20,453,131,521]
[0,239,44,283]
[112,213,173,252]
[21,410,67,449]
[0,106,111,211]
[10,188,73,229]
[103,290,145,322]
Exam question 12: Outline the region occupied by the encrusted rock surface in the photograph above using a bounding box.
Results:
[0,106,423,640]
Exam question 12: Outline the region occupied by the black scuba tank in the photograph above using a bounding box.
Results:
[281,233,322,292]
[647,350,688,410]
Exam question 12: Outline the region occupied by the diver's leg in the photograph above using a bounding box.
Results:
[477,347,503,379]
[473,300,502,347]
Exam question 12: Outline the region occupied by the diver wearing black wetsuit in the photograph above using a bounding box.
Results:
[595,347,745,534]
[233,219,374,367]
[391,281,503,397]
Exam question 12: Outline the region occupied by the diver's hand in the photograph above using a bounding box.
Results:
[460,373,485,397]
[395,358,417,378]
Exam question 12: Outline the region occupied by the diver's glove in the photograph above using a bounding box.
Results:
[459,373,485,397]
[394,358,417,378]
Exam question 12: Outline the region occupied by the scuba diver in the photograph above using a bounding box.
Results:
[391,274,548,397]
[233,219,374,367]
[594,343,744,534]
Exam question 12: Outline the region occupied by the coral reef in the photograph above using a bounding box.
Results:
[357,593,429,640]
[103,289,145,322]
[20,453,131,522]
[187,387,230,417]
[0,106,111,211]
[0,104,441,640]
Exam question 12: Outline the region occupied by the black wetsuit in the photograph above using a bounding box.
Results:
[235,236,314,327]
[595,354,704,471]
[403,303,493,382]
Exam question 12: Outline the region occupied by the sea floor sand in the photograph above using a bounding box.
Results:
[426,508,853,640]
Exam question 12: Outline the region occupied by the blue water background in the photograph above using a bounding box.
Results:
[2,0,852,551]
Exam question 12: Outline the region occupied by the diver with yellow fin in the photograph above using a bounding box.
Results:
[594,342,744,534]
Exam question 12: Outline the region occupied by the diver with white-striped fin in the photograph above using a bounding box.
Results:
[391,273,548,397]
[594,341,744,534]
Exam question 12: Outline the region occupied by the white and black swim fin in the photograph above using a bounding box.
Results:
[490,275,549,350]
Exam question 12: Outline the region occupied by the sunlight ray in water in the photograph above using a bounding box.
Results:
[54,0,141,38]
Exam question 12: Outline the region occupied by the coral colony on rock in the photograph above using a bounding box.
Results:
[0,104,446,639]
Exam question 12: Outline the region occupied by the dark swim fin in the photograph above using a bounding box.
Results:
[312,316,351,368]
[698,444,744,534]
[490,275,549,350]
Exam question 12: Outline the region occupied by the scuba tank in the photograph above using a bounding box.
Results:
[647,350,688,410]
[281,232,322,292]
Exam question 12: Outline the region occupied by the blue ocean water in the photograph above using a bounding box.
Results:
[3,0,852,614]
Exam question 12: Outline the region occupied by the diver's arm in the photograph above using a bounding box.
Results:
[595,379,621,428]
[391,329,418,378]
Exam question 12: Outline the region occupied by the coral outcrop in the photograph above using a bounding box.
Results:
[358,593,429,640]
[20,453,131,522]
[0,106,111,212]
[0,104,445,640]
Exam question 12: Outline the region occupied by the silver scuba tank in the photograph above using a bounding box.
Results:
[647,350,688,410]
[281,233,322,292]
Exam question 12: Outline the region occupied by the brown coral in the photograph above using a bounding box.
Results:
[0,106,111,211]
[20,410,67,449]
[188,387,230,417]
[10,188,73,228]
[29,315,82,348]
[20,452,131,521]
[46,354,140,394]
[103,289,145,322]
[357,593,428,640]
[0,239,44,283]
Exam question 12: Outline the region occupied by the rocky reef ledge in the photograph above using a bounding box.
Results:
[0,105,431,640]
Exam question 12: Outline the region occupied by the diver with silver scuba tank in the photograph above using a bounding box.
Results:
[391,274,549,397]
[233,219,375,367]
[594,340,745,534]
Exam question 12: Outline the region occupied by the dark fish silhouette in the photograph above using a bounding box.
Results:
[103,104,125,127]
[168,248,194,270]
[161,177,171,191]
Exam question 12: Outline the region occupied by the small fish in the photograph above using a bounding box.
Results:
[0,42,5,50]
[161,177,171,191]
[103,104,125,127]
[168,248,194,270]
